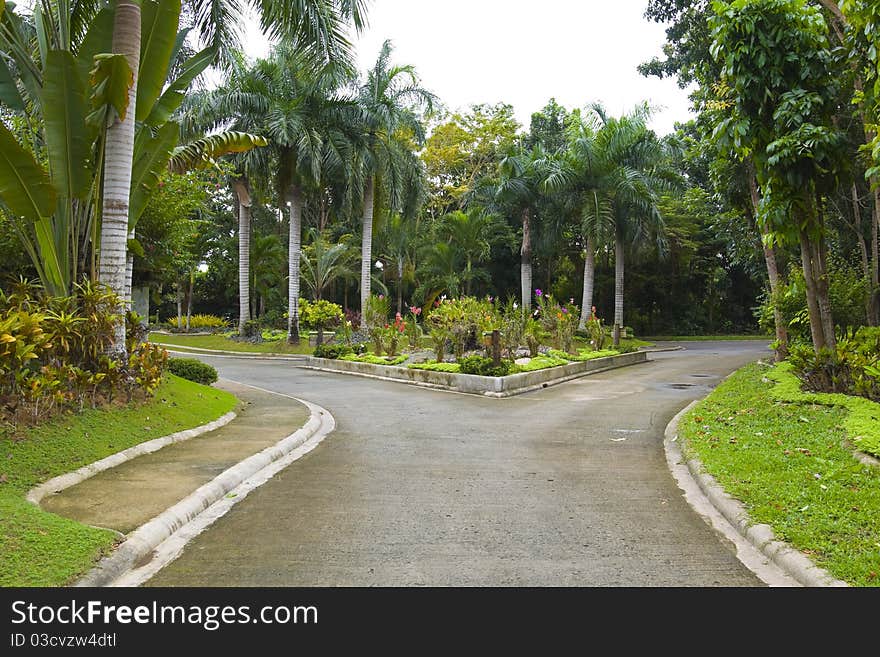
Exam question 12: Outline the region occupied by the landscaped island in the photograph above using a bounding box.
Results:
[305,293,649,395]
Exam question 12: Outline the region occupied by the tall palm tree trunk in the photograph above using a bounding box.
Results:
[578,237,596,330]
[98,0,140,355]
[613,233,624,347]
[288,187,303,344]
[233,180,252,336]
[360,177,375,328]
[520,208,532,312]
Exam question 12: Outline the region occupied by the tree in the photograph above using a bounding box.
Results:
[710,0,849,352]
[96,0,368,351]
[493,145,550,312]
[356,40,434,328]
[421,103,520,219]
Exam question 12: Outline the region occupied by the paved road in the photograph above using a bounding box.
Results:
[148,341,771,586]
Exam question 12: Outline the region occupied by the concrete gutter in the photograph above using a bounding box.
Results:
[302,351,647,397]
[72,392,334,587]
[26,412,237,506]
[664,400,848,587]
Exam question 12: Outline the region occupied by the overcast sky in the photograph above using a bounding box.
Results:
[241,0,694,136]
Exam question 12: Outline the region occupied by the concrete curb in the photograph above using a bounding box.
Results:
[664,401,848,587]
[26,411,237,506]
[73,393,334,587]
[157,344,307,360]
[639,345,685,353]
[302,351,648,398]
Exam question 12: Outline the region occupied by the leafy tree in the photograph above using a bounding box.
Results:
[710,0,849,352]
[421,103,520,219]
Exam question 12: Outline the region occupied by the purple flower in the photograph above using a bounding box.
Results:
[535,289,542,297]
[562,307,568,314]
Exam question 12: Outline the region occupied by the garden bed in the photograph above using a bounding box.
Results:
[303,351,647,397]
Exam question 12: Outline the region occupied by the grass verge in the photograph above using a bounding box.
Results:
[678,361,880,586]
[644,334,770,341]
[149,332,312,354]
[0,374,237,586]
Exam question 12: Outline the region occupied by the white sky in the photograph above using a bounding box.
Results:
[241,0,693,136]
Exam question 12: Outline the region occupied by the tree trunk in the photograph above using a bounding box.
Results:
[613,233,624,347]
[872,187,880,326]
[851,183,873,323]
[578,237,595,330]
[520,208,532,312]
[397,257,403,315]
[97,0,140,355]
[360,177,375,328]
[233,180,252,336]
[799,230,827,353]
[288,186,303,344]
[176,281,183,330]
[749,173,788,360]
[185,270,193,332]
[123,229,135,305]
[814,234,836,350]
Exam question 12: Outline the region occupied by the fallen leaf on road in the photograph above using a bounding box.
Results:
[610,437,626,442]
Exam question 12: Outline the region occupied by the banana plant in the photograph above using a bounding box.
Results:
[0,0,265,295]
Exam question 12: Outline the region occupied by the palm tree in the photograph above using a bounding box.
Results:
[545,106,670,343]
[594,107,669,346]
[356,40,434,328]
[98,0,368,351]
[437,210,494,297]
[544,111,612,330]
[301,229,356,300]
[493,145,549,312]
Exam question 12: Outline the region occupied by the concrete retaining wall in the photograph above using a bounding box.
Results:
[303,351,647,397]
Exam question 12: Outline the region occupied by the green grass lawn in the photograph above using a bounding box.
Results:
[678,362,880,586]
[0,374,237,587]
[149,332,313,354]
[644,334,770,341]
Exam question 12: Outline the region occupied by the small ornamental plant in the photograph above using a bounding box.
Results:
[406,306,423,349]
[299,299,344,345]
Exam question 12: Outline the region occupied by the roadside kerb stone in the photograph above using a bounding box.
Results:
[157,344,308,360]
[302,351,648,397]
[665,400,848,587]
[26,412,237,506]
[73,396,333,587]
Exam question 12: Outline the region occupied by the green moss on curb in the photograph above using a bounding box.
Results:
[767,362,880,458]
[407,361,461,373]
[339,353,408,366]
[0,375,237,586]
[548,348,620,362]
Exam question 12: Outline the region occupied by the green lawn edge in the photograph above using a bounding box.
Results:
[0,374,238,587]
[678,361,880,586]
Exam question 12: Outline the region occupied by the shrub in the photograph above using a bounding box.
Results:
[788,328,880,402]
[0,279,167,428]
[164,313,228,331]
[313,343,353,359]
[167,358,218,385]
[299,299,344,345]
[458,355,510,377]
